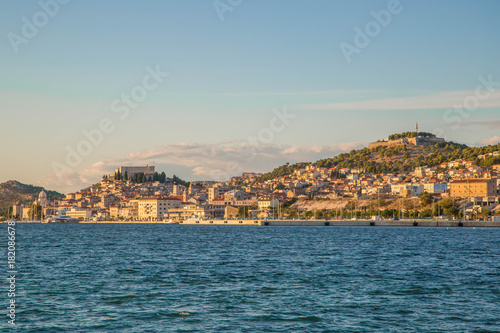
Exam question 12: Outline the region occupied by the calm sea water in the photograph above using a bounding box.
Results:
[3,224,500,332]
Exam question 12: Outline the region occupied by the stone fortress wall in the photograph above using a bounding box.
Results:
[368,136,446,150]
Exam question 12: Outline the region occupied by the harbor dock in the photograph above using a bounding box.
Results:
[7,219,500,227]
[178,219,500,228]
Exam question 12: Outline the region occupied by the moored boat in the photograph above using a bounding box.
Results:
[46,215,79,223]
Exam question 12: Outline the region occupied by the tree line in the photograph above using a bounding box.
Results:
[110,171,191,186]
[388,131,436,140]
[113,171,168,183]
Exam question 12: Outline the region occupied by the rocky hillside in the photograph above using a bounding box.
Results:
[0,180,64,215]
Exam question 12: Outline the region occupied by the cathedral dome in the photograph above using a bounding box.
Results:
[39,190,47,200]
[37,190,49,205]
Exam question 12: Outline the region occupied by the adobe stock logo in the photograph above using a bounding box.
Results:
[339,0,411,64]
[441,75,500,132]
[213,0,243,22]
[7,0,71,54]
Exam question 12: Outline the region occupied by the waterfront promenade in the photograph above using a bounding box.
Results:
[7,219,500,227]
[178,219,500,227]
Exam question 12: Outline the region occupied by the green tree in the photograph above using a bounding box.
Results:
[345,201,356,211]
[421,209,433,218]
[440,198,455,210]
[236,206,247,218]
[381,209,393,218]
[281,198,298,210]
[160,172,167,183]
[443,207,459,218]
[173,175,190,187]
[439,198,458,218]
[287,209,298,219]
[419,192,433,206]
[27,204,42,220]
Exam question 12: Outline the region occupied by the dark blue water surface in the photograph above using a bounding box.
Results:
[3,224,500,332]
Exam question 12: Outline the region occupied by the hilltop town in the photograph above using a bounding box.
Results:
[7,131,500,222]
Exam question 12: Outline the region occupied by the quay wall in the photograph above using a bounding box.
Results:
[8,219,500,227]
[180,219,262,226]
[180,219,500,228]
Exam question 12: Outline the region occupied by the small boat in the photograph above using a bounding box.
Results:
[46,215,79,223]
[163,218,179,224]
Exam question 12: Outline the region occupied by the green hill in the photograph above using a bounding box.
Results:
[0,180,64,217]
[257,133,500,181]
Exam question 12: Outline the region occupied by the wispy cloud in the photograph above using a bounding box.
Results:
[479,136,500,146]
[39,141,366,193]
[173,90,380,98]
[462,120,500,130]
[293,90,500,111]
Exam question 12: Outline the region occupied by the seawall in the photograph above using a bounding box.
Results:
[10,219,499,227]
[180,219,500,228]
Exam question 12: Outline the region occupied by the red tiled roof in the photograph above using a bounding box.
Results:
[451,179,493,183]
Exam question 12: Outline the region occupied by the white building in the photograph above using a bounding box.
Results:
[423,183,448,194]
[117,165,155,178]
[347,174,359,181]
[138,197,182,221]
[129,200,139,219]
[391,184,425,197]
[208,185,234,204]
[258,198,281,211]
[12,203,24,218]
[167,205,206,221]
[66,209,93,220]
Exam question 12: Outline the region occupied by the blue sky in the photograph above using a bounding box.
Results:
[1,0,500,193]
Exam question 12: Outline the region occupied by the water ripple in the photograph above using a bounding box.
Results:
[6,224,500,332]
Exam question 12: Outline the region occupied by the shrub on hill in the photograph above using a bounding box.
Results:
[256,140,500,181]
